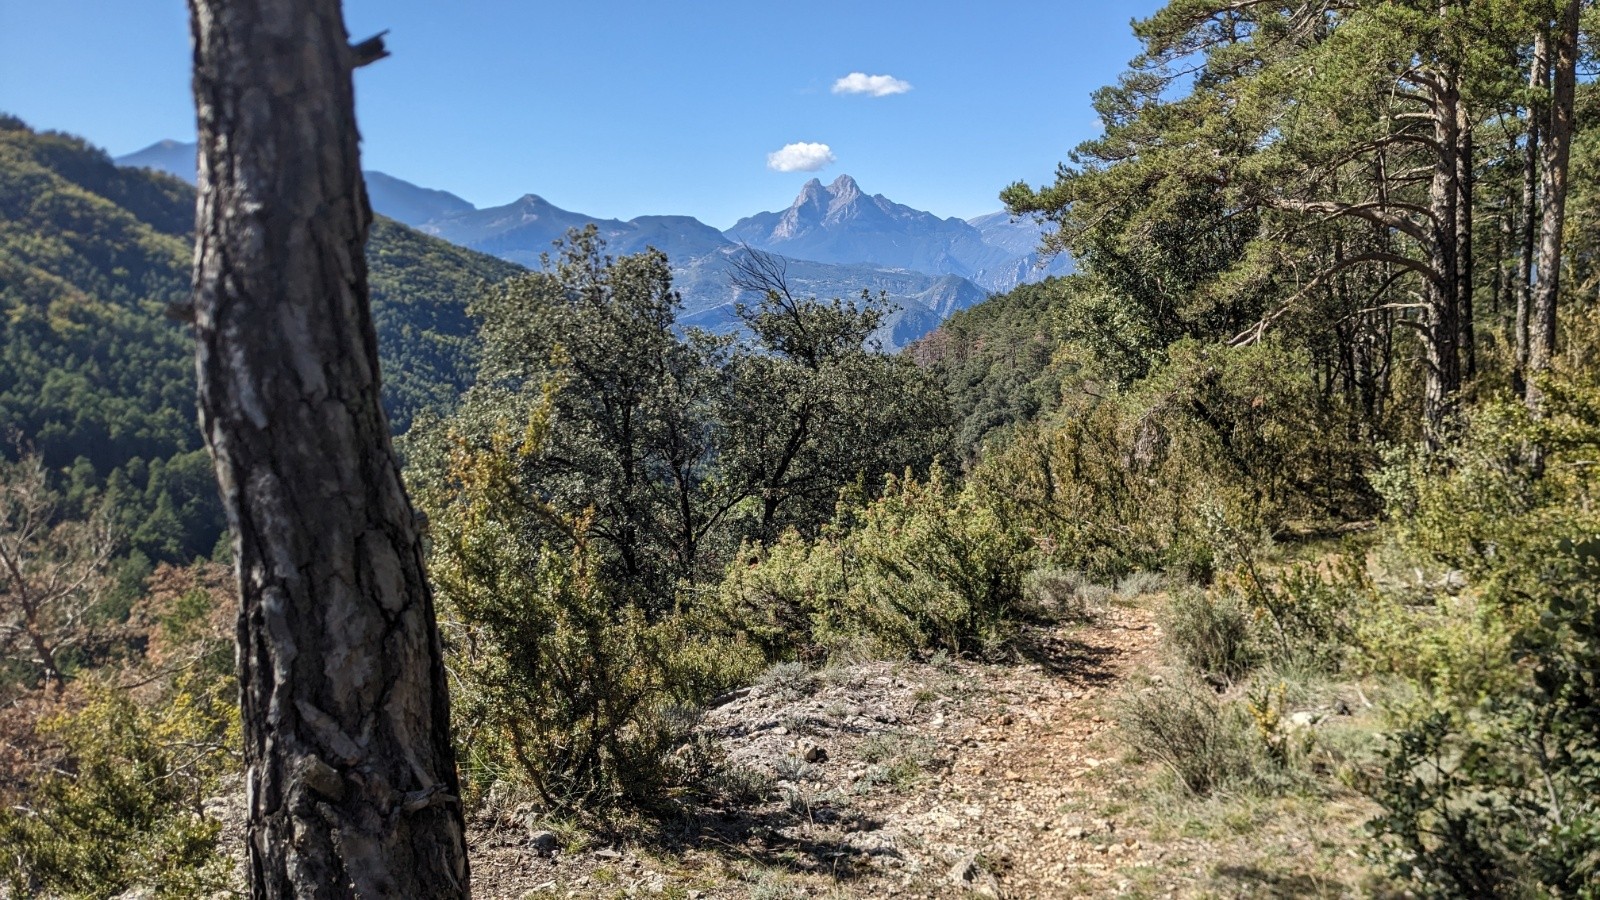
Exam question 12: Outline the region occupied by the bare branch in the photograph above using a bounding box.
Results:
[1266,198,1435,245]
[1230,251,1443,347]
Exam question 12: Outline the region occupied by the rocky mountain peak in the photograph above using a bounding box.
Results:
[827,174,862,204]
[790,178,829,212]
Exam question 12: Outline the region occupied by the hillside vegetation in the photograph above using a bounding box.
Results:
[3,3,1600,897]
[0,115,522,564]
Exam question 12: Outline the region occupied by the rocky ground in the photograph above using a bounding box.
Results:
[199,593,1378,898]
[465,598,1368,899]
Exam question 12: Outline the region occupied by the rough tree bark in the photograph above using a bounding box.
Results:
[187,1,471,896]
[1528,0,1580,409]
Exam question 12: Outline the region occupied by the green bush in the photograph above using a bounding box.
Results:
[423,419,762,811]
[1369,709,1599,900]
[717,466,1035,661]
[1364,372,1600,898]
[972,338,1376,581]
[0,674,238,899]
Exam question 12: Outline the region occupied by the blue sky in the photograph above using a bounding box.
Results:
[0,1,1160,229]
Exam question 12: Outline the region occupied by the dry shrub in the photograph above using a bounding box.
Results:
[1162,588,1258,684]
[1118,678,1264,795]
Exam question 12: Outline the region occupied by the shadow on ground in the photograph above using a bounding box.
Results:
[1014,620,1122,684]
[1209,864,1343,898]
[627,798,898,884]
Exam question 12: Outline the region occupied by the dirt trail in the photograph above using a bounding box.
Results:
[913,604,1163,898]
[471,603,1166,899]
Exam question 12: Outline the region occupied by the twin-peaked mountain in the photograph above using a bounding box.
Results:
[115,142,1071,349]
[727,175,1071,293]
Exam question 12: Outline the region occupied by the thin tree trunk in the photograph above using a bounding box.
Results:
[1494,204,1509,318]
[187,1,470,897]
[1455,100,1475,382]
[1528,1,1580,409]
[1423,73,1463,448]
[1516,34,1547,387]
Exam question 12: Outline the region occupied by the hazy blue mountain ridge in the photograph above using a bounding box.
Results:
[673,247,991,351]
[113,139,195,184]
[117,140,478,230]
[365,170,476,227]
[115,142,1073,347]
[967,210,1075,288]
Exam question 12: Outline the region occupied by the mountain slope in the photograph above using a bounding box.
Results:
[5,117,522,561]
[416,193,992,350]
[724,176,1074,292]
[966,210,1075,286]
[116,140,477,230]
[422,197,733,264]
[907,276,1080,451]
[112,139,195,184]
[364,170,476,228]
[673,247,990,352]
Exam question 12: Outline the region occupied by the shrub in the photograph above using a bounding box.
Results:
[1162,588,1257,684]
[1116,569,1170,599]
[1368,709,1600,900]
[423,419,762,812]
[1209,562,1362,675]
[971,338,1377,581]
[713,530,839,663]
[441,538,754,809]
[0,675,238,899]
[1019,568,1108,622]
[717,466,1035,660]
[0,560,238,899]
[1364,371,1600,898]
[1118,679,1265,795]
[757,661,818,699]
[972,402,1205,581]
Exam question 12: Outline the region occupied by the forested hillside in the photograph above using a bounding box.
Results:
[908,277,1079,452]
[0,115,521,563]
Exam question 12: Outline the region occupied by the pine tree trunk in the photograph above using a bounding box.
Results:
[1493,205,1509,318]
[1423,73,1463,448]
[1516,34,1547,388]
[1528,1,1580,409]
[186,1,471,896]
[1455,100,1475,382]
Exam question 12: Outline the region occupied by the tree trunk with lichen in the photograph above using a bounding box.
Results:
[1528,0,1580,411]
[186,0,470,896]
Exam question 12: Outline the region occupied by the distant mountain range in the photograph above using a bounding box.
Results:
[115,142,1071,349]
[726,175,1071,293]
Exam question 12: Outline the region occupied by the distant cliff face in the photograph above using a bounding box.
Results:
[116,144,1072,347]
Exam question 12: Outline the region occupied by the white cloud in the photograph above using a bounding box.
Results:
[831,72,912,97]
[767,142,836,173]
